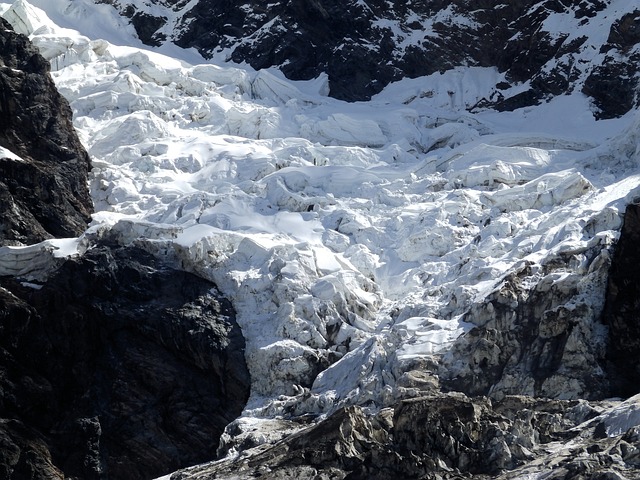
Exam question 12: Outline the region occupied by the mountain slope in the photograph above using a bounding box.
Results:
[1,1,640,479]
[88,0,640,118]
[0,5,250,478]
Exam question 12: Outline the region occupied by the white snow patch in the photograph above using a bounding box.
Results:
[0,146,23,162]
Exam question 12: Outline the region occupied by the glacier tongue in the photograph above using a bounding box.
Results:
[4,0,640,454]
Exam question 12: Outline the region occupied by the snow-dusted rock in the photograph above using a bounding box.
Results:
[79,0,640,119]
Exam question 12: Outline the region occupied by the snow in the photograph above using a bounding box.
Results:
[0,146,23,162]
[0,237,85,278]
[393,315,470,359]
[3,0,640,462]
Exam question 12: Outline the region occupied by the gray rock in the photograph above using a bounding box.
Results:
[171,393,640,480]
[441,245,611,400]
[0,419,64,480]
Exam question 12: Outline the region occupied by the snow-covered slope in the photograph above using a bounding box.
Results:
[26,0,640,119]
[2,0,640,477]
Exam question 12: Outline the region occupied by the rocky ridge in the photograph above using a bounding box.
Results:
[0,16,92,246]
[172,394,640,480]
[99,0,640,118]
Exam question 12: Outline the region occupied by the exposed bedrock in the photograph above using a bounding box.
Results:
[603,202,640,398]
[0,244,250,479]
[0,17,92,246]
[107,0,640,118]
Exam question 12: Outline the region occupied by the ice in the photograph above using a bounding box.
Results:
[3,0,640,450]
[444,144,554,187]
[600,394,640,437]
[0,237,85,279]
[482,170,594,212]
[394,316,471,359]
[2,0,51,35]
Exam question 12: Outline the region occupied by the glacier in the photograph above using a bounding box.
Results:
[2,0,640,477]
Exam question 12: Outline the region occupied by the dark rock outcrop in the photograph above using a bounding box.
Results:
[103,0,640,117]
[0,17,92,246]
[0,244,250,479]
[582,10,640,119]
[603,202,640,398]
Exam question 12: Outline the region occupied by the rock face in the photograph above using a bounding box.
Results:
[603,202,640,398]
[165,197,640,480]
[173,394,640,480]
[0,16,251,480]
[0,244,250,479]
[101,0,640,117]
[0,17,92,246]
[441,241,611,401]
